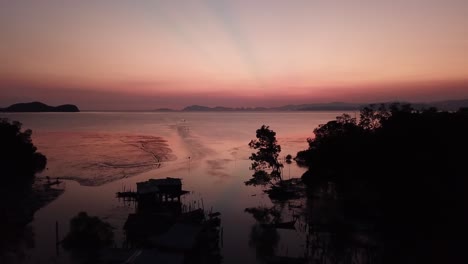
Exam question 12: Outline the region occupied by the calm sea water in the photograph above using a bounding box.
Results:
[1,111,347,264]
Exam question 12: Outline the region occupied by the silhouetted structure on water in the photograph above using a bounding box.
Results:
[115,178,222,264]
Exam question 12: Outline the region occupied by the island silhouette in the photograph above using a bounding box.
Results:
[0,102,80,112]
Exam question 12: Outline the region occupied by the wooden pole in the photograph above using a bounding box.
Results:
[55,221,60,256]
[221,227,224,248]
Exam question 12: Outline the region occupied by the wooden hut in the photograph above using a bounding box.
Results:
[137,177,186,202]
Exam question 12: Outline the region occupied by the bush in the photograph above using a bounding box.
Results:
[62,212,114,250]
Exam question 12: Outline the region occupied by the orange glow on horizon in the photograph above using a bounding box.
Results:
[1,1,468,109]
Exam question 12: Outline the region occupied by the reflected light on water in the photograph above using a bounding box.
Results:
[1,111,348,264]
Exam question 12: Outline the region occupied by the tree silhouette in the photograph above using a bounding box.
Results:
[297,104,468,263]
[0,119,48,261]
[62,212,114,250]
[0,118,46,188]
[245,125,283,186]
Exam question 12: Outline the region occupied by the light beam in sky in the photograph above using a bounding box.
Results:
[1,0,467,109]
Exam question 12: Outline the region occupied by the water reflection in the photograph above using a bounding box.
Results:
[243,180,381,264]
[304,182,380,264]
[245,201,307,263]
[0,111,343,263]
[0,179,64,263]
[0,225,35,263]
[249,224,280,262]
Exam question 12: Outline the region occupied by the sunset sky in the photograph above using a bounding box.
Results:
[1,0,468,110]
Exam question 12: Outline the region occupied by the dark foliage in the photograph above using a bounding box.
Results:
[297,104,468,263]
[62,212,114,250]
[0,118,47,188]
[246,125,283,186]
[0,119,49,261]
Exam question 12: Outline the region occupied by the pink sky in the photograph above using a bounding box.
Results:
[1,1,468,110]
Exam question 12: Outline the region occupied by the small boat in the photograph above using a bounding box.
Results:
[44,180,62,187]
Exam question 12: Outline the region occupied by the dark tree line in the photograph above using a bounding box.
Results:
[0,118,46,188]
[0,119,48,261]
[297,104,468,263]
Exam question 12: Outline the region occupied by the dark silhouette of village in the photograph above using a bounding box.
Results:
[113,177,222,263]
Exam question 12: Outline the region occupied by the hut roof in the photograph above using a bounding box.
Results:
[137,177,182,194]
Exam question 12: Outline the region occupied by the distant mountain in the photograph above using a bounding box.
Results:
[182,103,360,112]
[182,105,213,111]
[0,102,80,112]
[431,99,468,111]
[154,108,176,112]
[182,105,270,111]
[272,102,361,111]
[361,99,468,111]
[183,105,240,111]
[273,101,467,111]
[179,99,468,112]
